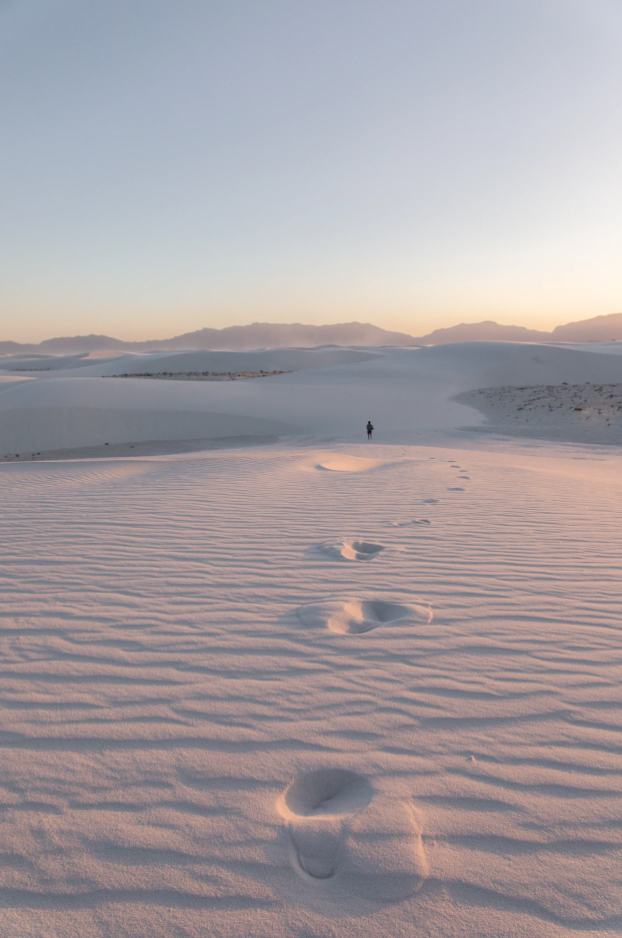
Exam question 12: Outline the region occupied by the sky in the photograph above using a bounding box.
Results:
[1,0,621,343]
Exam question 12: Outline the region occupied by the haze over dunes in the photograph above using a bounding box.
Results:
[3,312,622,356]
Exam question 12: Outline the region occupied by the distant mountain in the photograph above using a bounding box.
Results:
[39,334,128,353]
[2,313,622,356]
[413,314,622,345]
[411,320,551,344]
[0,322,416,355]
[550,313,622,342]
[153,322,417,351]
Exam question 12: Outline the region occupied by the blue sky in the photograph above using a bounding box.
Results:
[1,0,621,341]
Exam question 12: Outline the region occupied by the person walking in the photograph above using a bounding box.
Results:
[366,420,374,440]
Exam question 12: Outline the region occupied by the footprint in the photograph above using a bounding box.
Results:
[423,498,439,504]
[389,519,431,527]
[277,769,428,901]
[321,540,385,561]
[296,598,432,634]
[458,475,470,479]
[447,487,465,491]
[278,769,373,879]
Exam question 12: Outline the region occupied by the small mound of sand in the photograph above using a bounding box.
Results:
[315,455,386,472]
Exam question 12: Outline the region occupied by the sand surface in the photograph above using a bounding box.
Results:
[457,382,622,445]
[0,342,621,937]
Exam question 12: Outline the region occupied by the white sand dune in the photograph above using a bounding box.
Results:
[0,404,289,455]
[87,346,380,376]
[458,381,622,445]
[1,341,622,937]
[1,346,379,376]
[1,353,91,371]
[3,341,622,456]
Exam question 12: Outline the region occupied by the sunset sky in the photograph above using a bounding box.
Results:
[2,0,621,342]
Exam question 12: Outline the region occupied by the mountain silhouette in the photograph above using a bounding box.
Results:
[2,314,622,356]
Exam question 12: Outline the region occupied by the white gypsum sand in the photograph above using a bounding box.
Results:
[0,341,621,937]
[456,382,622,444]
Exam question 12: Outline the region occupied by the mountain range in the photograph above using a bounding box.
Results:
[2,313,622,356]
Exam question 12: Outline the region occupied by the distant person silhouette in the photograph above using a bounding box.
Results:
[366,420,374,440]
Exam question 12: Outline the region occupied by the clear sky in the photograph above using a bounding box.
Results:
[1,0,621,342]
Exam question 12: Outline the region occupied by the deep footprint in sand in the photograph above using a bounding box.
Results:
[296,598,432,634]
[279,769,373,879]
[447,486,465,491]
[321,540,385,561]
[423,498,439,504]
[277,768,428,900]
